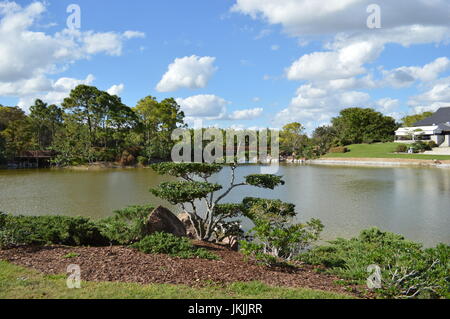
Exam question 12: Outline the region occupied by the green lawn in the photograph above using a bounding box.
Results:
[323,143,450,160]
[0,261,352,299]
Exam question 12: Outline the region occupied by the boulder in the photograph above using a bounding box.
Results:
[219,236,239,251]
[145,206,186,237]
[177,212,197,239]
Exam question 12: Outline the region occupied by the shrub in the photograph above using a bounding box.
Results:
[137,156,147,166]
[97,205,153,245]
[395,144,409,153]
[240,198,323,266]
[297,228,450,299]
[0,214,108,248]
[411,141,432,153]
[132,232,218,260]
[428,141,438,149]
[329,146,348,154]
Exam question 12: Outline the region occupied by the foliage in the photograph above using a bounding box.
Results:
[297,228,450,299]
[151,162,223,179]
[134,96,185,160]
[240,198,323,266]
[332,108,398,145]
[132,232,218,260]
[151,163,286,241]
[411,141,432,153]
[245,174,285,189]
[401,112,433,127]
[312,125,338,156]
[97,205,154,245]
[395,144,409,153]
[0,213,108,248]
[151,181,223,205]
[279,122,311,157]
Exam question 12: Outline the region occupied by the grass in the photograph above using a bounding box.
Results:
[323,143,450,160]
[0,261,353,299]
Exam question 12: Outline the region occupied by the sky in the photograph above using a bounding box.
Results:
[1,0,450,132]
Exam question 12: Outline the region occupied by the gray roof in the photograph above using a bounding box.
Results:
[414,107,450,126]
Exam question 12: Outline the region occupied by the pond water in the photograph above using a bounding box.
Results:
[0,165,449,247]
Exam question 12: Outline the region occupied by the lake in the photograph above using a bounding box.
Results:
[0,165,449,247]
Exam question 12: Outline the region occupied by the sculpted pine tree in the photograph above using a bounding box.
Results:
[150,162,285,241]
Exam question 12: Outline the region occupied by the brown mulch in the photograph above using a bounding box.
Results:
[0,242,368,298]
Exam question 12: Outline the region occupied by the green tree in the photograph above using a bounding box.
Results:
[401,112,433,127]
[150,162,285,241]
[331,107,398,145]
[29,99,63,149]
[134,96,185,160]
[50,114,93,166]
[0,106,35,159]
[312,125,338,156]
[279,123,310,157]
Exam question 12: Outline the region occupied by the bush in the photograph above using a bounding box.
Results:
[97,205,153,245]
[297,228,450,299]
[137,156,147,166]
[0,213,108,248]
[240,198,323,266]
[411,141,432,153]
[329,146,348,154]
[132,232,218,260]
[395,144,409,153]
[428,141,438,149]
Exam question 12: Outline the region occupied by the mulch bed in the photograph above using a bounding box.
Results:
[0,242,368,298]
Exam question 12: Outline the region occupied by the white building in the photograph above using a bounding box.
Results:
[395,107,450,147]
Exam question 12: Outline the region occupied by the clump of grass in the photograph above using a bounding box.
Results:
[132,232,219,260]
[62,252,80,259]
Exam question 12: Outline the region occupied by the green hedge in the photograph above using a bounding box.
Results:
[0,213,108,248]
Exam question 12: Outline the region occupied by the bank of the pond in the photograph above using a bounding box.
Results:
[310,157,450,168]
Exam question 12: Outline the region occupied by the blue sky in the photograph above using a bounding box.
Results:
[1,0,450,132]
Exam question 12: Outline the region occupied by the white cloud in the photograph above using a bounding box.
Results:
[176,95,264,123]
[156,55,218,92]
[16,74,95,111]
[376,98,399,113]
[107,84,124,96]
[274,83,370,130]
[176,94,228,120]
[408,77,450,113]
[0,1,144,109]
[232,0,450,36]
[382,57,450,88]
[123,31,146,39]
[228,107,263,120]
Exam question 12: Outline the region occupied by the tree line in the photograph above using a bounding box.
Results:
[0,84,431,166]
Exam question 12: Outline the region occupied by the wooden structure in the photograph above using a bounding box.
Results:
[12,150,56,168]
